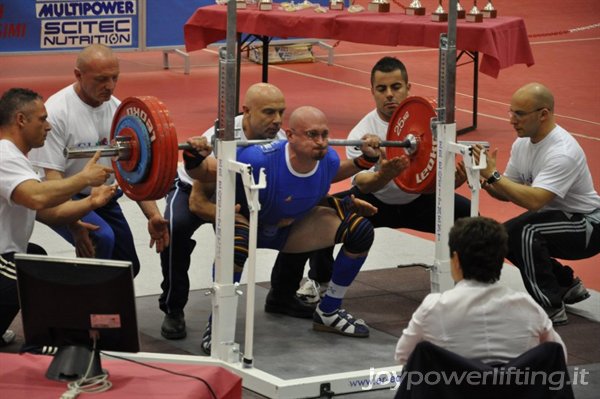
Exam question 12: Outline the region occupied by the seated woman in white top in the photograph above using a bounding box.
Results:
[394,216,566,365]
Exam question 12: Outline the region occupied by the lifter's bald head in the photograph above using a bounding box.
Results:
[287,106,329,162]
[288,106,328,131]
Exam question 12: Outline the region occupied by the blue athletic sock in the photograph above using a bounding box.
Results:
[234,271,242,284]
[319,250,366,313]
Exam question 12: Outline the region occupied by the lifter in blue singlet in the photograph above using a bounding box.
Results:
[186,106,384,352]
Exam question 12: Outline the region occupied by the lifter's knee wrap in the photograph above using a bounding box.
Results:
[334,213,374,254]
[234,221,249,268]
[327,195,353,220]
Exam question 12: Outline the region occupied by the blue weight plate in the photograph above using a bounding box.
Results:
[113,115,152,185]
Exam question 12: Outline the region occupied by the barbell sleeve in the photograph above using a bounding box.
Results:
[64,145,121,159]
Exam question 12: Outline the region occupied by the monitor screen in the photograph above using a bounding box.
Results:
[15,253,140,381]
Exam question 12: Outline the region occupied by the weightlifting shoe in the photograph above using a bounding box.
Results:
[0,330,16,347]
[561,277,590,305]
[160,312,187,340]
[265,289,316,318]
[313,307,370,338]
[544,304,568,326]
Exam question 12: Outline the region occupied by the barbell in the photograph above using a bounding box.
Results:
[64,96,442,200]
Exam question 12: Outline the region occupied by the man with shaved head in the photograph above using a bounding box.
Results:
[29,44,169,275]
[158,82,289,341]
[186,105,383,353]
[475,82,600,325]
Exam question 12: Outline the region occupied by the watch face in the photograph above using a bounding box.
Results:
[487,171,501,184]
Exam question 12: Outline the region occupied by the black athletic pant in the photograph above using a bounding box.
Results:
[505,209,600,308]
[0,243,46,335]
[159,179,210,315]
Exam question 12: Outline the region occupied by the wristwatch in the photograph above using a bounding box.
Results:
[486,170,502,185]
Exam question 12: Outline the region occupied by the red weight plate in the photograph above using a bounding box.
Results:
[116,127,140,172]
[141,96,172,200]
[136,97,167,200]
[143,97,178,200]
[152,99,179,198]
[111,97,164,201]
[385,96,437,194]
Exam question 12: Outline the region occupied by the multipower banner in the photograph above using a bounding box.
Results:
[0,0,139,52]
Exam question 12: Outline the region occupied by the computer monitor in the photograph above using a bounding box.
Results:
[15,253,140,382]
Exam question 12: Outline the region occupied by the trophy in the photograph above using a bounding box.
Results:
[258,0,272,10]
[482,0,497,18]
[405,0,425,15]
[466,0,483,22]
[368,0,390,13]
[329,0,344,10]
[431,0,448,22]
[456,0,466,19]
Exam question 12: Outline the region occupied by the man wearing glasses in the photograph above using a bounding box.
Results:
[475,82,600,325]
[186,105,383,350]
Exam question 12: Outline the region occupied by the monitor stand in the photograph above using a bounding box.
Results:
[46,345,106,381]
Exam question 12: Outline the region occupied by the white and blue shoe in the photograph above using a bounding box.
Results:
[313,307,369,338]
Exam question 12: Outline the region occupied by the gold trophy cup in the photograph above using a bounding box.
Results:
[482,0,497,18]
[431,0,448,22]
[457,0,466,19]
[368,0,390,12]
[406,0,426,15]
[466,0,483,22]
[258,0,272,10]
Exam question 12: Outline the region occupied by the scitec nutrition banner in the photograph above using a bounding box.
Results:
[0,0,140,52]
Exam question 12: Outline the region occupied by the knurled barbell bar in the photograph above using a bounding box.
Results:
[63,96,442,201]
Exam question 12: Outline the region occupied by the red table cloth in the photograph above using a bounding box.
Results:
[184,5,534,78]
[0,353,242,399]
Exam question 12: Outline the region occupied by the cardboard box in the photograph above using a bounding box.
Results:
[249,42,315,64]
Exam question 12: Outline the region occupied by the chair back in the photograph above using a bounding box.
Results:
[394,341,574,399]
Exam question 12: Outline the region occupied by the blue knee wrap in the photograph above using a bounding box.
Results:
[335,213,374,254]
[234,221,249,268]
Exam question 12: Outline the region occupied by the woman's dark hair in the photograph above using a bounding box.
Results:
[448,216,508,283]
